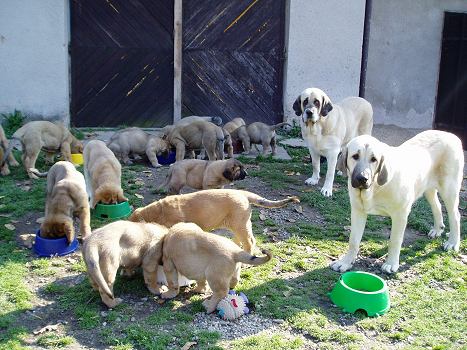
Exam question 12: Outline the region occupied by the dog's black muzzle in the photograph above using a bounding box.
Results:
[351,171,371,189]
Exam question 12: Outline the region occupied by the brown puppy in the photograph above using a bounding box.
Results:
[107,127,170,167]
[83,140,127,208]
[245,122,290,156]
[161,222,272,312]
[82,220,168,308]
[129,189,299,253]
[161,116,223,135]
[0,124,19,176]
[165,121,224,161]
[160,158,247,194]
[224,118,250,154]
[6,121,83,179]
[38,161,91,243]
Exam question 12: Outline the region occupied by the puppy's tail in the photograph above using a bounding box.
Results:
[243,191,300,208]
[84,244,114,299]
[271,122,291,130]
[28,168,48,177]
[235,249,272,266]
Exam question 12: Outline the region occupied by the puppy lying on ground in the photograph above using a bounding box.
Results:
[4,121,83,179]
[165,121,225,161]
[107,127,170,167]
[331,130,463,274]
[161,222,272,312]
[83,140,127,208]
[159,158,247,194]
[82,220,168,308]
[34,161,91,243]
[129,189,299,253]
[244,122,290,156]
[0,124,19,176]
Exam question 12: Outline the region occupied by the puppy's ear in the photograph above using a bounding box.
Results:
[292,96,302,116]
[118,191,128,203]
[376,156,389,186]
[320,95,333,117]
[336,147,348,174]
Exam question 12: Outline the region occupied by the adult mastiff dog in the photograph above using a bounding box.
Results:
[331,130,463,273]
[293,87,373,197]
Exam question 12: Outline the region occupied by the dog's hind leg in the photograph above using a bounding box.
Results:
[230,220,255,254]
[425,189,445,238]
[193,279,209,293]
[161,258,180,299]
[439,182,461,252]
[203,271,229,313]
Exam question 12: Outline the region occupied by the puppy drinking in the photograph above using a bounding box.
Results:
[37,161,91,243]
[83,140,127,208]
[82,221,168,308]
[160,158,247,194]
[130,189,299,253]
[161,222,272,313]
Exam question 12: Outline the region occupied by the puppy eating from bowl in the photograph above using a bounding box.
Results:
[161,222,272,313]
[159,158,247,194]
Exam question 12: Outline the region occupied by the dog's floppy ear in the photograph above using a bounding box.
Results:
[336,147,348,174]
[376,155,390,186]
[292,96,302,116]
[320,95,333,117]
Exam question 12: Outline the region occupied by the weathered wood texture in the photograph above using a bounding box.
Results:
[70,0,174,127]
[435,12,467,147]
[182,0,286,124]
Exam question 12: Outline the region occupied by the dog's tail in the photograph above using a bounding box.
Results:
[243,191,300,208]
[235,249,272,266]
[28,168,48,177]
[270,122,291,130]
[84,243,114,300]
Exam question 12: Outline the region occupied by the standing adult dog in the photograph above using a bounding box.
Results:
[129,189,300,253]
[293,88,373,196]
[4,121,83,179]
[106,127,170,167]
[83,140,127,208]
[331,130,463,274]
[159,158,247,194]
[36,161,91,243]
[0,124,19,176]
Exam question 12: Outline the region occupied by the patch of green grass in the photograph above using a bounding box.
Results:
[29,258,56,276]
[36,334,74,348]
[1,110,26,137]
[230,333,303,350]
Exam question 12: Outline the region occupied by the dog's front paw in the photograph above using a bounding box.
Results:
[147,284,164,295]
[161,290,179,300]
[443,235,460,252]
[305,176,319,186]
[105,297,123,308]
[428,226,444,238]
[320,185,333,197]
[202,298,217,314]
[381,261,399,274]
[151,163,162,168]
[330,258,354,272]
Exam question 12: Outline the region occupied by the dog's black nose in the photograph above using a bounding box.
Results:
[305,109,313,117]
[355,172,369,184]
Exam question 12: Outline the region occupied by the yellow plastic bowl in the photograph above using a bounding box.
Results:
[71,153,83,165]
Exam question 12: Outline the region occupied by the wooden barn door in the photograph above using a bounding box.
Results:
[434,12,467,148]
[70,0,174,127]
[182,0,286,124]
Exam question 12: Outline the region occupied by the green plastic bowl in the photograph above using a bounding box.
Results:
[93,201,132,219]
[329,271,390,317]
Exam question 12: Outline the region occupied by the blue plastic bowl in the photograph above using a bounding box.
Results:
[33,230,79,257]
[157,151,176,165]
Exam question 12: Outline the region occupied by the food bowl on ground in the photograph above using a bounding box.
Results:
[33,229,79,257]
[71,153,84,166]
[329,271,390,317]
[156,151,176,165]
[93,201,132,219]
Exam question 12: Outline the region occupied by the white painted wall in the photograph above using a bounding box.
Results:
[284,0,366,120]
[365,0,467,129]
[0,0,70,123]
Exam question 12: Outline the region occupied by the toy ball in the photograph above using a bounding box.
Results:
[217,290,250,320]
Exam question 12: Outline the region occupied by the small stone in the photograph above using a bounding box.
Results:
[101,311,108,317]
[102,322,107,327]
[115,317,121,322]
[130,317,136,322]
[140,297,148,302]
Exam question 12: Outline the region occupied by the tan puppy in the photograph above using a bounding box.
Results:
[160,158,247,194]
[224,118,250,154]
[38,161,91,243]
[161,222,272,312]
[331,131,463,274]
[83,140,127,208]
[5,121,83,179]
[107,127,170,167]
[293,87,373,197]
[129,189,300,253]
[165,121,225,161]
[245,122,290,156]
[82,221,168,308]
[0,124,19,176]
[161,116,223,135]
